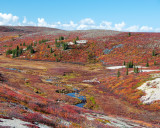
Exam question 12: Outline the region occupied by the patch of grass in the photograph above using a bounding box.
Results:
[90,96,96,104]
[132,77,154,89]
[96,118,110,124]
[63,73,77,79]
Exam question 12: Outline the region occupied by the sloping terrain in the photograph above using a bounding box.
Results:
[0,26,160,127]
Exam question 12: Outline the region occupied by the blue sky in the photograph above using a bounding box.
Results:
[0,0,160,32]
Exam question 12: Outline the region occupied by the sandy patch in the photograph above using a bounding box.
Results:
[137,78,160,104]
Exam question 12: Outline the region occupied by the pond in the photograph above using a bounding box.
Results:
[66,92,86,108]
[6,68,21,72]
[45,79,53,82]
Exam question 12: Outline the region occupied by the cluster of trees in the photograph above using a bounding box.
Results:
[55,39,69,50]
[59,36,64,41]
[39,39,49,44]
[6,46,23,58]
[26,44,35,54]
[6,42,37,58]
[118,60,151,77]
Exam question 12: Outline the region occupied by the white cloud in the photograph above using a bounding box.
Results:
[76,18,96,30]
[77,24,89,30]
[0,12,19,25]
[155,28,160,32]
[99,21,112,29]
[37,18,47,27]
[126,25,139,32]
[1,12,160,32]
[114,22,125,31]
[61,21,77,30]
[140,26,153,31]
[22,16,27,24]
[19,16,36,26]
[79,18,95,25]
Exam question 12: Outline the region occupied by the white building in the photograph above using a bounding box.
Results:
[76,40,88,44]
[67,42,74,45]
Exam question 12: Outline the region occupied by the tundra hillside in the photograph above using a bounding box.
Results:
[0,26,160,128]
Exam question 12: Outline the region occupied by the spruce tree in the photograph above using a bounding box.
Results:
[12,50,16,58]
[19,48,23,55]
[16,45,19,51]
[123,61,125,65]
[128,32,131,37]
[126,67,128,75]
[6,49,12,55]
[76,36,79,40]
[152,50,156,56]
[117,70,120,77]
[30,48,35,54]
[134,67,139,73]
[146,60,149,67]
[50,48,53,53]
[154,60,156,65]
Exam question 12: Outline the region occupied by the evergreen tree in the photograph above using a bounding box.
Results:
[127,61,134,68]
[152,50,156,56]
[134,66,139,73]
[133,65,136,73]
[16,45,19,51]
[19,48,23,55]
[128,32,131,37]
[136,67,139,73]
[30,47,35,54]
[55,41,60,48]
[146,60,149,67]
[12,50,16,58]
[62,43,68,50]
[47,45,50,48]
[23,42,26,46]
[126,67,128,75]
[50,48,53,53]
[59,36,64,40]
[76,36,79,40]
[117,70,120,77]
[154,60,156,65]
[123,61,126,65]
[6,49,12,55]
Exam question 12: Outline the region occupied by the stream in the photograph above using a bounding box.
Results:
[66,89,86,108]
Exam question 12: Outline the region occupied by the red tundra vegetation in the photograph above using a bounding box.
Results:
[0,26,160,127]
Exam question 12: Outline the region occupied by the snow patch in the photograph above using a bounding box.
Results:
[140,70,160,72]
[106,66,126,69]
[137,78,160,104]
[130,69,160,73]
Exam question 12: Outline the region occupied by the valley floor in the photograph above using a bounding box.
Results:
[0,55,160,127]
